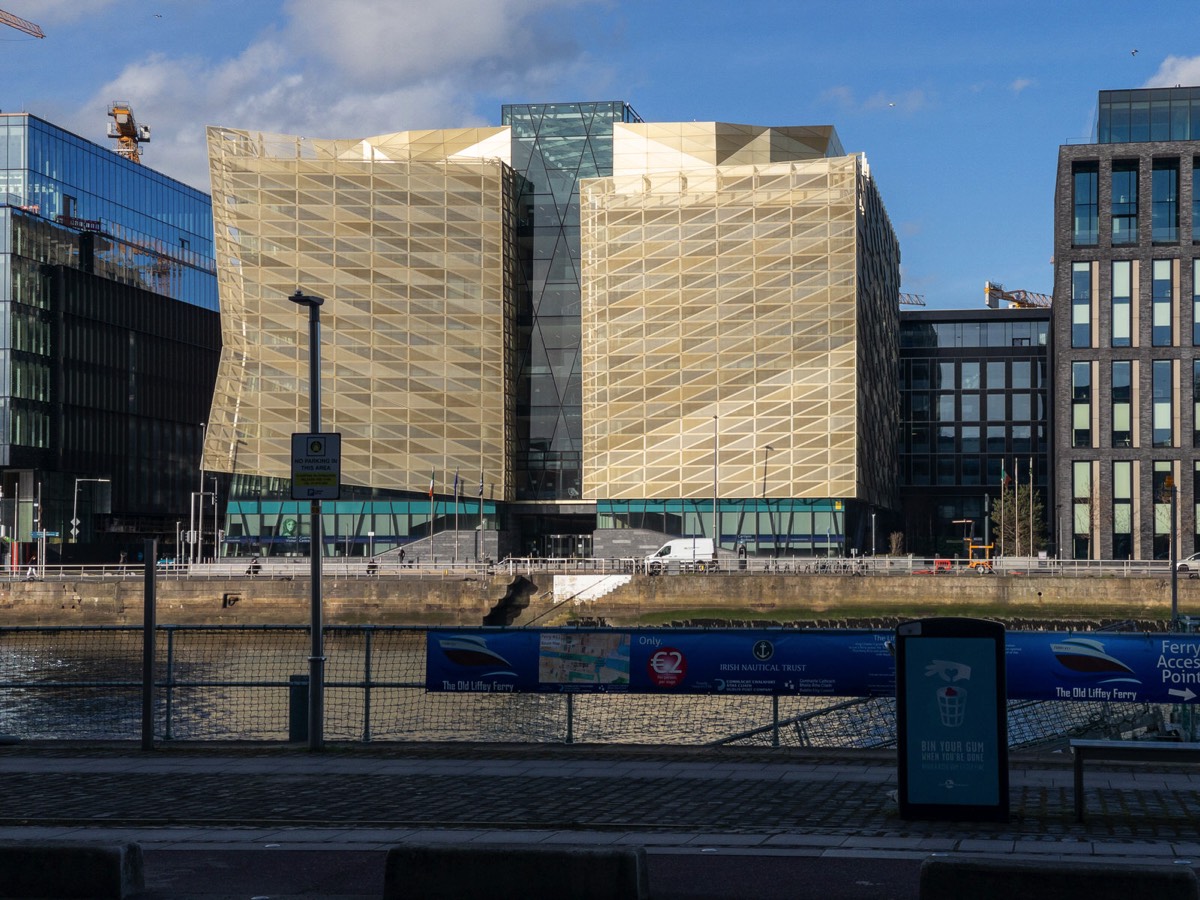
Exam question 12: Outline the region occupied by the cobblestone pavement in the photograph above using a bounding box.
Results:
[0,742,1199,849]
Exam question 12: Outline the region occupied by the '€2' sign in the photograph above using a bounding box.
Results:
[647,647,687,688]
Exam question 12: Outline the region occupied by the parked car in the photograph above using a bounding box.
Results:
[1177,552,1200,575]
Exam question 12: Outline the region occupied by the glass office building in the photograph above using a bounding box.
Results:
[898,308,1051,556]
[0,112,219,563]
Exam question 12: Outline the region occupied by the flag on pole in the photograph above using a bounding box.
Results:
[1000,460,1007,487]
[478,470,484,497]
[453,468,460,500]
[428,470,434,500]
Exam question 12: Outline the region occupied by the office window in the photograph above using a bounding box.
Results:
[1153,259,1173,346]
[1152,159,1179,242]
[1113,461,1132,560]
[1153,359,1174,447]
[986,426,1005,453]
[960,393,980,421]
[986,360,1005,389]
[986,393,1006,421]
[1072,361,1091,448]
[961,426,980,454]
[961,361,980,389]
[1073,161,1098,245]
[1073,460,1092,560]
[1111,160,1138,244]
[1011,360,1031,389]
[1112,260,1132,347]
[1194,259,1200,345]
[1112,361,1132,448]
[1195,360,1200,447]
[1072,263,1091,347]
[1153,461,1173,559]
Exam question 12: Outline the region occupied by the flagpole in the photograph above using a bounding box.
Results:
[1014,457,1020,558]
[1029,455,1034,556]
[1000,461,1006,558]
[453,468,459,565]
[477,469,484,562]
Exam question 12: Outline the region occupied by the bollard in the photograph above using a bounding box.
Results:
[288,674,308,742]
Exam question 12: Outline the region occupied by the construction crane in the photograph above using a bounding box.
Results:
[107,102,150,164]
[899,293,926,306]
[0,8,43,38]
[985,281,1052,309]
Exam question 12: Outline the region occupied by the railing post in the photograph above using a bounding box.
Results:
[772,695,780,747]
[362,628,373,743]
[163,627,175,741]
[566,693,574,744]
[141,538,156,750]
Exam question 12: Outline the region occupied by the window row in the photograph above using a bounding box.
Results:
[903,391,1043,423]
[1071,259,1200,348]
[1069,359,1200,449]
[1071,459,1200,560]
[1072,156,1198,246]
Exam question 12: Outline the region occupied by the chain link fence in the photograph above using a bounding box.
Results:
[0,624,1169,747]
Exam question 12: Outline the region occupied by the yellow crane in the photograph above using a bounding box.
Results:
[0,8,43,38]
[985,281,1052,309]
[107,102,151,164]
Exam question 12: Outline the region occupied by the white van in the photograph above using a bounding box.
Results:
[645,538,715,573]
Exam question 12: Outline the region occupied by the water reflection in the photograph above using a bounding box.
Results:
[0,627,1165,747]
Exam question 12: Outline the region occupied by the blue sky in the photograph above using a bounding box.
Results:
[3,0,1200,308]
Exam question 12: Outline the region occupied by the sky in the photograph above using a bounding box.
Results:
[2,0,1200,309]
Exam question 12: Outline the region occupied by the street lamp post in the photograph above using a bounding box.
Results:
[290,289,326,751]
[1164,474,1178,629]
[71,478,110,544]
[712,415,719,560]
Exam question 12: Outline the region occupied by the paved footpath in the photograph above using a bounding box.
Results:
[1,741,1199,898]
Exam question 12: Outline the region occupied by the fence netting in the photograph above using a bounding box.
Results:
[0,625,1170,747]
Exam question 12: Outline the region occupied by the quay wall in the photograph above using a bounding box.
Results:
[0,571,1190,627]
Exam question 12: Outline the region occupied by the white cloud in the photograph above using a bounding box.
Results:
[67,0,613,190]
[1010,78,1034,94]
[282,0,599,84]
[1145,55,1200,88]
[819,86,928,114]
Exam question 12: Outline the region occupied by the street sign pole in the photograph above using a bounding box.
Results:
[290,290,328,752]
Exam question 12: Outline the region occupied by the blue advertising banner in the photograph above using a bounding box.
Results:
[425,629,895,696]
[1005,631,1200,704]
[425,628,1200,703]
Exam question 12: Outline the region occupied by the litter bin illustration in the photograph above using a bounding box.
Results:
[895,616,1008,822]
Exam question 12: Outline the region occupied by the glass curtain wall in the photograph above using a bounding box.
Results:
[501,102,641,501]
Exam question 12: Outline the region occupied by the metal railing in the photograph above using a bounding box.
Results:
[0,555,1179,581]
[0,624,1171,747]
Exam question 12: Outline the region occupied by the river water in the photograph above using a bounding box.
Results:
[0,627,1163,746]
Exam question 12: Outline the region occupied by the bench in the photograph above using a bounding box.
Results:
[1070,737,1200,822]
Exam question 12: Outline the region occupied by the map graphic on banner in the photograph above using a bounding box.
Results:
[427,628,1200,703]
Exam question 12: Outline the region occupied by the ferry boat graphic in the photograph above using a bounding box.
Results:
[438,635,515,676]
[1050,638,1136,675]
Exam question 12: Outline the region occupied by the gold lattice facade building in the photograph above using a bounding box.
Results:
[203,108,900,560]
[582,124,899,550]
[205,127,518,509]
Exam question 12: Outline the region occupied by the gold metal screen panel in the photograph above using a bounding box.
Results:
[581,154,865,502]
[204,126,516,498]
